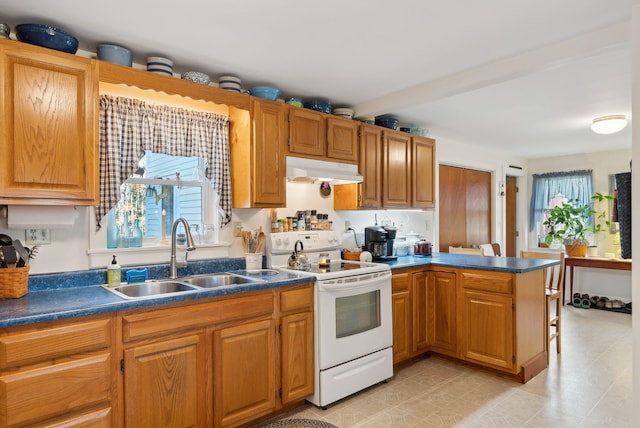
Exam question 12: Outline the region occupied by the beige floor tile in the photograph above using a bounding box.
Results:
[259,303,632,428]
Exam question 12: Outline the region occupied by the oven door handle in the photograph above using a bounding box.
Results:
[317,271,392,292]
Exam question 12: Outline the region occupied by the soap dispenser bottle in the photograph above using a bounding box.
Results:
[107,255,121,286]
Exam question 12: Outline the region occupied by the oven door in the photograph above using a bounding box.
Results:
[316,271,392,370]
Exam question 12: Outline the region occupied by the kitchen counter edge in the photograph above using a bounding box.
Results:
[384,253,559,273]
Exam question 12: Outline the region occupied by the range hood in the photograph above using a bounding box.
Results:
[286,157,363,184]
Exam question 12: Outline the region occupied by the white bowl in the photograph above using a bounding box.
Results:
[333,108,355,118]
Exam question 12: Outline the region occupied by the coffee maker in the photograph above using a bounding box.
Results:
[364,225,397,262]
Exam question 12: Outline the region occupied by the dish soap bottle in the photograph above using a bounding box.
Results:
[107,255,121,287]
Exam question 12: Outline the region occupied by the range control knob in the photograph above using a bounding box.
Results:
[275,238,282,246]
[283,238,290,246]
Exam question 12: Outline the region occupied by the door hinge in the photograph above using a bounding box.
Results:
[512,355,516,364]
[515,231,519,237]
[516,186,519,192]
[288,139,291,147]
[512,303,515,311]
[120,359,125,372]
[278,324,282,334]
[279,388,282,398]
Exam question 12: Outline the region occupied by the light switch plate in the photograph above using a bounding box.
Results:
[233,222,243,237]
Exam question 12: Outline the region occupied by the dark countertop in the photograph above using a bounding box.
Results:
[0,261,313,329]
[382,253,560,273]
[0,254,558,329]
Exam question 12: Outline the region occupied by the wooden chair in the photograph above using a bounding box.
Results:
[520,250,565,363]
[449,246,484,255]
[479,244,495,256]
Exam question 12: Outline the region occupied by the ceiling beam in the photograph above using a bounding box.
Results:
[354,21,631,117]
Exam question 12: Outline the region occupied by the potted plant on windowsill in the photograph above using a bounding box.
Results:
[543,193,613,257]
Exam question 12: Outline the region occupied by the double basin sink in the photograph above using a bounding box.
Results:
[102,272,268,300]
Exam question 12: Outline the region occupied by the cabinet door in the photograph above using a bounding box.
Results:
[412,136,435,208]
[214,319,276,427]
[281,311,314,404]
[461,291,514,370]
[382,131,411,208]
[430,271,457,354]
[392,271,412,364]
[288,108,325,157]
[124,334,206,428]
[359,124,382,208]
[411,270,429,353]
[326,116,358,162]
[0,42,98,205]
[251,98,286,206]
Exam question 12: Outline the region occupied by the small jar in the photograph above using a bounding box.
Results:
[318,252,331,266]
[310,210,318,230]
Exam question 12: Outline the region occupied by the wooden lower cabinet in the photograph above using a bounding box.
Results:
[461,290,513,370]
[0,315,115,428]
[429,270,457,355]
[391,267,546,380]
[124,334,207,428]
[392,271,412,364]
[121,282,313,428]
[214,319,276,427]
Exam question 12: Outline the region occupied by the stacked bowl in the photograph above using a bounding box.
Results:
[181,71,210,85]
[146,56,173,76]
[248,86,280,101]
[97,44,132,67]
[304,100,332,114]
[333,108,355,119]
[218,75,242,92]
[15,23,78,54]
[375,115,399,130]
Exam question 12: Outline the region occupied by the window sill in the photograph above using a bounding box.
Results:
[88,242,232,269]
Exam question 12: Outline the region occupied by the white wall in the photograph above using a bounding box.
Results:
[527,148,632,301]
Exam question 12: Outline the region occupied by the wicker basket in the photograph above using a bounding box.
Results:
[342,250,362,261]
[0,266,29,299]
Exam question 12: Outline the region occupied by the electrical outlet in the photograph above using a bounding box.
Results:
[25,228,51,245]
[233,222,243,237]
[345,221,351,232]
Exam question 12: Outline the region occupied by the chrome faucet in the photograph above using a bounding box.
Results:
[169,218,197,279]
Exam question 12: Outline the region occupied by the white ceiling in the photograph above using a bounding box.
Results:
[1,0,638,159]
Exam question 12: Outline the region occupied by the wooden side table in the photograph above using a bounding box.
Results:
[563,257,632,304]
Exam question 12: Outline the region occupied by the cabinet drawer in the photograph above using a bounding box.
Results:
[0,354,111,427]
[462,271,513,294]
[280,284,313,313]
[392,271,411,293]
[31,407,112,428]
[123,292,274,342]
[0,319,112,369]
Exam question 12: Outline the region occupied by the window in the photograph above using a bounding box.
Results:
[529,170,594,242]
[107,151,215,248]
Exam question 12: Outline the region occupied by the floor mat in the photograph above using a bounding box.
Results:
[261,419,338,428]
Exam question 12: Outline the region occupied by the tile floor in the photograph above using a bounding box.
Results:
[260,305,632,427]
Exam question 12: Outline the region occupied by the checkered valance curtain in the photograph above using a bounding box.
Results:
[96,94,231,229]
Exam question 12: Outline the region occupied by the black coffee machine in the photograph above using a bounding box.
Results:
[364,225,397,262]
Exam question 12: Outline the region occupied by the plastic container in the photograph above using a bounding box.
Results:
[107,255,121,286]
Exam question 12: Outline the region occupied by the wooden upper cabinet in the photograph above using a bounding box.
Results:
[0,40,98,205]
[382,131,412,208]
[326,116,358,162]
[232,98,286,208]
[288,108,325,157]
[412,136,435,208]
[359,124,382,208]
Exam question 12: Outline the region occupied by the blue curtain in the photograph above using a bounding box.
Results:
[529,170,593,231]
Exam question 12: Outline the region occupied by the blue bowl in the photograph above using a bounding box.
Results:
[15,23,79,54]
[303,100,332,114]
[248,86,280,101]
[97,44,132,66]
[375,116,399,130]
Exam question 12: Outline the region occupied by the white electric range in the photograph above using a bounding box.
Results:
[266,231,393,408]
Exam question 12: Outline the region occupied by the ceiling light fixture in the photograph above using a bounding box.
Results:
[590,115,627,134]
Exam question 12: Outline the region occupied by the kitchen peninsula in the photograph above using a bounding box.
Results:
[385,253,557,384]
